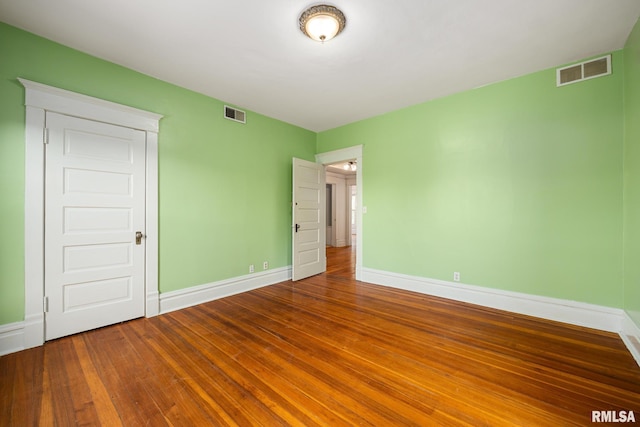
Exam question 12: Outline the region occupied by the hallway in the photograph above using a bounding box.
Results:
[325,244,355,280]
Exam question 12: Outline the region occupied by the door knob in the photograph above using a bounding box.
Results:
[295,224,300,233]
[135,231,145,245]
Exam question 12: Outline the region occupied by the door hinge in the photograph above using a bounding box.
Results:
[43,128,49,145]
[43,296,49,313]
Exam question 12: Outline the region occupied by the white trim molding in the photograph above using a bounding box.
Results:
[361,267,624,333]
[0,322,26,356]
[160,267,292,314]
[316,145,363,280]
[19,78,162,351]
[621,312,640,367]
[19,79,161,132]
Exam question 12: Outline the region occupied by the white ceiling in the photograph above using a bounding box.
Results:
[2,1,640,132]
[327,161,357,176]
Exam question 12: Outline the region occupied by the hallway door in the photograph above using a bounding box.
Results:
[292,158,326,281]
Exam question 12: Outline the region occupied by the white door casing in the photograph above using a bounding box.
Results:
[20,79,161,349]
[350,184,357,237]
[292,158,326,281]
[325,172,348,247]
[44,113,146,340]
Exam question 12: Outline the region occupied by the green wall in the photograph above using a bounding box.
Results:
[624,18,640,326]
[2,19,638,329]
[319,52,625,308]
[0,23,316,324]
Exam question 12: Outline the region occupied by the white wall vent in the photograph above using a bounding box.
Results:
[556,55,611,87]
[224,105,246,124]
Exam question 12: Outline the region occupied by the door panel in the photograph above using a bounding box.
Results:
[63,277,132,312]
[64,168,133,196]
[292,158,326,281]
[63,207,132,234]
[44,112,146,340]
[63,242,132,272]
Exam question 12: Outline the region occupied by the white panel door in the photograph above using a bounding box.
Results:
[44,112,146,340]
[292,158,326,281]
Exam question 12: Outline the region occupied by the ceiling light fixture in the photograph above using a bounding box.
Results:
[343,161,357,171]
[299,4,346,43]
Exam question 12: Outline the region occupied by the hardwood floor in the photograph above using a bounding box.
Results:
[2,245,640,426]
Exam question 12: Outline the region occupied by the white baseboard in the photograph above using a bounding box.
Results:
[22,312,44,349]
[361,267,624,333]
[159,266,291,314]
[0,321,26,356]
[621,312,640,367]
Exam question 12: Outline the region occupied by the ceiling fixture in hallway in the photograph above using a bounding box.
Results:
[343,161,357,171]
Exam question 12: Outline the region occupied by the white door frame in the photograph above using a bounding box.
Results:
[20,79,162,349]
[348,183,357,244]
[315,145,363,280]
[326,183,336,247]
[330,182,337,246]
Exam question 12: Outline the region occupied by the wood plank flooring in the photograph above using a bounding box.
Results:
[2,245,640,426]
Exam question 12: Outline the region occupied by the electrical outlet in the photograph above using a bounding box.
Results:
[249,264,255,273]
[263,261,269,270]
[453,272,460,282]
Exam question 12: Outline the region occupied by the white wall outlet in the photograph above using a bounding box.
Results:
[249,264,255,273]
[453,272,460,282]
[263,261,269,270]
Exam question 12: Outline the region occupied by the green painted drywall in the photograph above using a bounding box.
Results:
[624,18,640,326]
[0,22,316,324]
[319,52,625,307]
[0,53,25,325]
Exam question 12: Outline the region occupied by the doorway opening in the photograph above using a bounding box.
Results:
[324,160,357,278]
[315,145,363,281]
[324,160,357,247]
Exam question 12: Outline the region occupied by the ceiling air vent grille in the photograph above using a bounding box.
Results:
[224,105,246,124]
[556,55,611,87]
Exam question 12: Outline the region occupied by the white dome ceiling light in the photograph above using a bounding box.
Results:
[299,4,346,43]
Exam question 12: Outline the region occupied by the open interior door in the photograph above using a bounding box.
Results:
[292,158,326,281]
